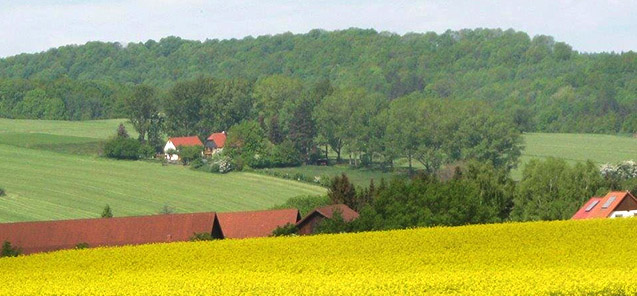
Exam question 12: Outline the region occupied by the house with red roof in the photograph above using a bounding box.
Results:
[572,191,637,220]
[297,204,359,235]
[163,136,204,161]
[212,208,301,239]
[204,131,227,156]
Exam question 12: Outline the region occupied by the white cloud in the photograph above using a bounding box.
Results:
[0,0,635,57]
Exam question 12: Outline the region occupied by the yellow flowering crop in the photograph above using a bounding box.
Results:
[1,218,637,295]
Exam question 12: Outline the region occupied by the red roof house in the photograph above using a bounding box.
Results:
[297,204,359,235]
[207,132,227,148]
[212,208,301,239]
[205,132,227,155]
[164,136,204,161]
[572,191,637,220]
[0,212,217,254]
[167,136,203,147]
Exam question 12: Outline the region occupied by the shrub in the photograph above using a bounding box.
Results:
[159,204,176,215]
[75,243,90,250]
[0,187,5,197]
[103,137,142,160]
[314,211,349,234]
[139,144,156,159]
[179,145,203,165]
[269,141,302,167]
[1,241,21,257]
[271,223,298,237]
[101,205,113,218]
[190,233,215,241]
[209,153,234,173]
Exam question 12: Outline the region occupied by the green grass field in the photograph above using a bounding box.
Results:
[0,119,325,223]
[0,118,136,139]
[0,145,325,222]
[511,133,637,179]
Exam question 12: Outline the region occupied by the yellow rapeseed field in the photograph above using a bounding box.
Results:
[1,218,637,295]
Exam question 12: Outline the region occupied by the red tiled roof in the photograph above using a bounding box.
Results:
[572,191,637,220]
[169,136,203,147]
[571,197,602,220]
[297,204,359,227]
[214,208,301,239]
[0,212,217,254]
[587,191,637,219]
[206,132,227,148]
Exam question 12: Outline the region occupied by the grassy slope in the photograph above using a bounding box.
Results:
[0,119,325,222]
[511,133,637,179]
[1,219,637,295]
[0,145,325,222]
[0,118,137,139]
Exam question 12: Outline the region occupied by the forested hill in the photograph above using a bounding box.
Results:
[0,28,635,133]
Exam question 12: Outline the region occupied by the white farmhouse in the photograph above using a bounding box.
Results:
[164,136,204,161]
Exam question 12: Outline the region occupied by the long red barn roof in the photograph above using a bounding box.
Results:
[0,212,217,254]
[214,208,301,239]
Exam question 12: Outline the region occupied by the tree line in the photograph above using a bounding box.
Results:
[119,75,521,173]
[0,28,635,134]
[304,158,637,235]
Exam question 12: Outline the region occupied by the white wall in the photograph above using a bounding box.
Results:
[609,210,637,218]
[164,141,179,161]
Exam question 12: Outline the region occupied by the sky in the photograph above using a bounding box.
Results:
[0,0,635,57]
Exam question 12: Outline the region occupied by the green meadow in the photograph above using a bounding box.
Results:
[511,133,637,179]
[0,119,325,223]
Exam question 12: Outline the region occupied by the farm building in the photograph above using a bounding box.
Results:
[163,136,203,161]
[212,208,301,239]
[572,191,637,219]
[205,131,227,156]
[0,208,300,255]
[297,204,359,235]
[0,212,217,254]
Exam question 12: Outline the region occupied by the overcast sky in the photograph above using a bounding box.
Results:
[0,0,635,58]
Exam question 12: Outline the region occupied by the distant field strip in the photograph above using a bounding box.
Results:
[1,218,637,295]
[0,118,135,139]
[0,144,325,223]
[522,133,637,163]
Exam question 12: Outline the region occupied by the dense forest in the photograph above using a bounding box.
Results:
[0,28,635,133]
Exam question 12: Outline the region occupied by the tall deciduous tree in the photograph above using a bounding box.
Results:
[163,78,208,136]
[124,85,158,143]
[512,158,605,221]
[288,97,317,161]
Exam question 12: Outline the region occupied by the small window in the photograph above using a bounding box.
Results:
[585,200,599,212]
[602,196,616,209]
